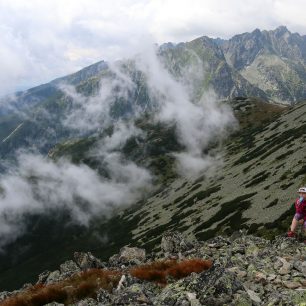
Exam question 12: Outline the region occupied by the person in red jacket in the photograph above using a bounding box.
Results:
[287,187,306,238]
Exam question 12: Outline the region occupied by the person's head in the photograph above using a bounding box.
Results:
[298,187,306,200]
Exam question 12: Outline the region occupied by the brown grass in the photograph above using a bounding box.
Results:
[130,259,212,284]
[1,259,213,305]
[0,269,121,306]
[167,259,213,279]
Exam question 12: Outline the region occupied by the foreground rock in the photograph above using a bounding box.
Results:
[1,231,306,305]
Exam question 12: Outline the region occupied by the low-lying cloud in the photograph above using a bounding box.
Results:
[0,145,152,249]
[0,42,236,249]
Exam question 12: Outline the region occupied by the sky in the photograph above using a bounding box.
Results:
[0,0,306,95]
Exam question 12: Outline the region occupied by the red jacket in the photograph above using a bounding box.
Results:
[295,198,306,216]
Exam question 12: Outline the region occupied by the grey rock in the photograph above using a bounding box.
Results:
[282,280,301,289]
[96,288,112,304]
[113,283,151,305]
[45,270,61,284]
[161,231,194,256]
[60,260,80,274]
[3,232,306,306]
[293,260,306,277]
[119,246,146,264]
[74,252,104,270]
[37,270,51,284]
[186,292,201,306]
[277,257,292,275]
[0,291,12,302]
[246,289,261,304]
[73,298,99,305]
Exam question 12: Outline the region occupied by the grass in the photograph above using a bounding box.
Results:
[130,259,213,285]
[1,269,121,306]
[1,259,213,305]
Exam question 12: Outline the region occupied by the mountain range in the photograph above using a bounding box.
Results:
[0,26,306,291]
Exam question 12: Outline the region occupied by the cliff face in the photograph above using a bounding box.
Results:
[1,231,305,305]
[221,26,306,104]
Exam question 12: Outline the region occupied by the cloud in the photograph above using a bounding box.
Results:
[0,148,152,249]
[0,0,306,95]
[0,40,236,247]
[133,45,235,176]
[60,62,138,134]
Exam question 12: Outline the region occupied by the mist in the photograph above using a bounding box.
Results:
[0,41,236,249]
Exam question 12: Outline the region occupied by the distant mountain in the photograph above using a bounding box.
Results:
[2,26,306,162]
[221,26,306,103]
[160,26,306,104]
[1,26,305,154]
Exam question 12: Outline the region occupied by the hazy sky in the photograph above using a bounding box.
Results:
[0,0,305,95]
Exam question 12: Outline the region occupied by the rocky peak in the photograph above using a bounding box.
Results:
[273,25,290,37]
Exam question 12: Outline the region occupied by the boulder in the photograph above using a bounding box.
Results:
[161,231,194,256]
[112,283,151,305]
[59,260,80,274]
[74,252,105,270]
[45,270,61,284]
[119,246,146,264]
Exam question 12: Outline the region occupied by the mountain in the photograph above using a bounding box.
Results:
[159,36,267,101]
[221,26,306,104]
[1,26,306,160]
[0,26,306,292]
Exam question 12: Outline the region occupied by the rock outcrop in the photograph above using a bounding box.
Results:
[1,230,305,305]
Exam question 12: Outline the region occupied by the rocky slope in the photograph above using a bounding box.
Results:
[0,231,305,305]
[2,97,306,292]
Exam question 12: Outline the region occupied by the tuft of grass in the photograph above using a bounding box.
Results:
[1,269,121,306]
[167,259,213,279]
[130,259,212,284]
[130,260,177,284]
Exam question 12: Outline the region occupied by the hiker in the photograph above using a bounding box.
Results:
[287,187,306,238]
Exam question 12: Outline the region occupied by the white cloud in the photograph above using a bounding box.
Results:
[0,147,152,249]
[0,42,236,246]
[133,45,235,176]
[0,0,305,95]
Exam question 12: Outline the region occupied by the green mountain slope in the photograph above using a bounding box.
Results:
[2,98,304,291]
